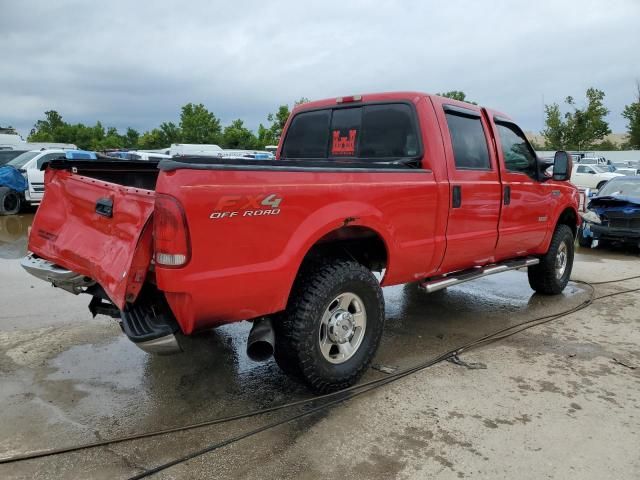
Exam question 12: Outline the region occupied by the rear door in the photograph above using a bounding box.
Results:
[432,101,502,273]
[28,168,155,308]
[489,117,553,258]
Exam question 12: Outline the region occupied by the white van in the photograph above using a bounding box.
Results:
[0,132,76,151]
[169,144,223,156]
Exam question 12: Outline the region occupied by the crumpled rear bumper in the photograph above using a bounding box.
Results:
[21,254,95,294]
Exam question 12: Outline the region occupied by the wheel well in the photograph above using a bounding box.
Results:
[556,207,578,238]
[301,226,388,273]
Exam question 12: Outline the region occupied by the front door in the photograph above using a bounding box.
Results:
[489,118,552,259]
[432,101,502,273]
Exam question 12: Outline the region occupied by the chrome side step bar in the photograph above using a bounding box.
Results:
[419,257,540,293]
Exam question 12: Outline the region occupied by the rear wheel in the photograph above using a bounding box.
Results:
[528,224,574,294]
[274,259,385,393]
[0,187,21,215]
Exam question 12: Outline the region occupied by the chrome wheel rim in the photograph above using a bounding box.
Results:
[555,241,568,279]
[318,292,367,364]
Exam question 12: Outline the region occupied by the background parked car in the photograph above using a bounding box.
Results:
[615,167,640,176]
[0,149,28,166]
[0,149,96,213]
[106,151,172,161]
[577,156,608,165]
[571,164,624,190]
[578,176,640,247]
[6,149,68,207]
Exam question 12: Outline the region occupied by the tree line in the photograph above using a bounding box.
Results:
[26,98,308,152]
[541,84,640,151]
[12,87,640,152]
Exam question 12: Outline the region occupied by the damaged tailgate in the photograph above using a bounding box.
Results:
[27,168,155,309]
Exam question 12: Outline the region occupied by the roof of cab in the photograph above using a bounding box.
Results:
[293,91,514,122]
[294,91,427,112]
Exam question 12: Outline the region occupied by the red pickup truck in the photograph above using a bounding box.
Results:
[22,92,579,393]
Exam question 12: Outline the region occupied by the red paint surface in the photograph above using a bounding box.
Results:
[28,92,579,335]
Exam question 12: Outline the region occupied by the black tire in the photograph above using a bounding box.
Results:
[596,181,607,191]
[528,224,574,295]
[577,225,593,248]
[274,259,385,393]
[272,312,304,379]
[0,187,21,215]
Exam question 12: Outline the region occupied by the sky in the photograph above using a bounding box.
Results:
[1,0,639,138]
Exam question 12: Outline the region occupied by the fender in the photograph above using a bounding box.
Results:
[276,200,395,310]
[540,203,580,253]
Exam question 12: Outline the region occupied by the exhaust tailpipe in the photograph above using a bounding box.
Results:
[247,317,275,362]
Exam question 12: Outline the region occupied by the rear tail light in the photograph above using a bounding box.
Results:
[154,194,191,267]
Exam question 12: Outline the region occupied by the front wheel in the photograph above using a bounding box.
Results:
[528,224,574,294]
[274,259,385,393]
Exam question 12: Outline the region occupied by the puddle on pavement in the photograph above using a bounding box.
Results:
[0,213,34,260]
[35,269,593,439]
[0,208,628,450]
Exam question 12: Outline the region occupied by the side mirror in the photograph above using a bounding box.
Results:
[552,150,572,181]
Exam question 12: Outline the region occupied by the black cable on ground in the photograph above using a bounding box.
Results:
[578,274,640,285]
[128,280,640,479]
[0,276,638,474]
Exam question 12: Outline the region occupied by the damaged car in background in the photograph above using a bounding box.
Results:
[579,176,640,248]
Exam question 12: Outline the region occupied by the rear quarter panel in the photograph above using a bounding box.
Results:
[155,167,439,333]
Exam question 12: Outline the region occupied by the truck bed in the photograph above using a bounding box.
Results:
[30,156,440,333]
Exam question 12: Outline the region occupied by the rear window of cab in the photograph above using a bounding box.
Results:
[281,103,421,164]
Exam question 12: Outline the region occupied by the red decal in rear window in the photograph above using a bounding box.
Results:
[331,129,357,156]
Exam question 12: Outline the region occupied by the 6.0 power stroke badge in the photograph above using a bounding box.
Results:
[209,193,282,219]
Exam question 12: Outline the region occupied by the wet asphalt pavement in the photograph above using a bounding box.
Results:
[0,213,639,479]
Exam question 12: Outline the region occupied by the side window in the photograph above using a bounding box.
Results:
[282,110,331,159]
[495,123,538,179]
[444,111,491,170]
[577,165,589,174]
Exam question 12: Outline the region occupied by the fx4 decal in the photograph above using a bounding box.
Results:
[210,193,283,219]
